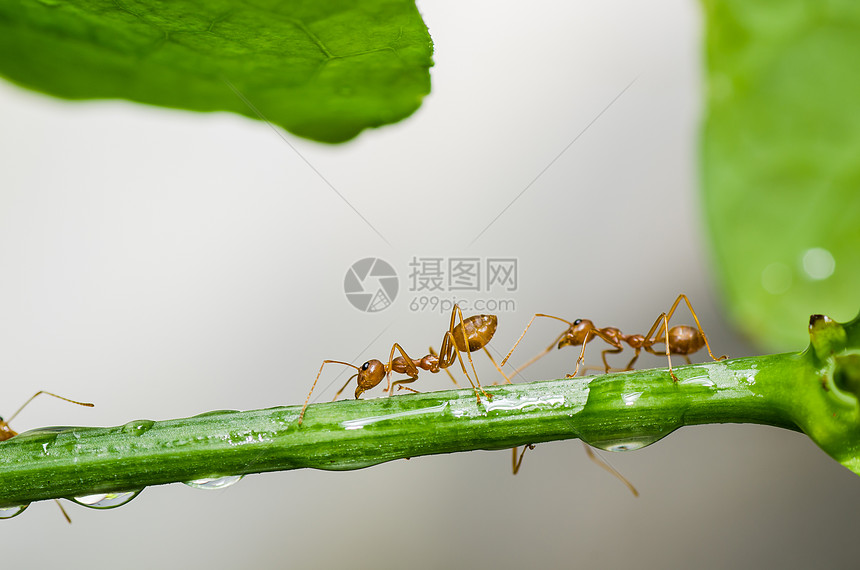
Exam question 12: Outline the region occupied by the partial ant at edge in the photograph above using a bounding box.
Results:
[1,391,95,523]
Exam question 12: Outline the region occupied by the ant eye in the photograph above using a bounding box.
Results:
[361,362,370,370]
[574,319,582,325]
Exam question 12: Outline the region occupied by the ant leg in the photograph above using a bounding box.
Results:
[431,343,507,389]
[5,391,94,425]
[330,374,359,401]
[299,360,359,426]
[437,306,458,369]
[429,345,459,387]
[501,313,572,368]
[54,500,72,524]
[578,365,619,376]
[443,331,489,402]
[600,347,624,373]
[512,444,535,475]
[582,443,639,497]
[624,348,642,371]
[511,328,569,378]
[481,347,512,384]
[642,311,668,350]
[435,302,463,369]
[672,294,728,362]
[565,335,591,378]
[642,312,678,382]
[451,305,491,401]
[662,313,677,382]
[564,328,621,378]
[387,343,421,396]
[390,375,421,393]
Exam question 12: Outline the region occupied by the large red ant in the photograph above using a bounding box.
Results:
[298,304,509,425]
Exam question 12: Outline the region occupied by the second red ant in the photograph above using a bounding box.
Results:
[503,294,726,495]
[501,294,726,381]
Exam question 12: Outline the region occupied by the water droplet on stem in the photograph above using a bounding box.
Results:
[583,434,664,452]
[183,475,244,490]
[122,420,155,436]
[0,504,29,520]
[72,490,142,509]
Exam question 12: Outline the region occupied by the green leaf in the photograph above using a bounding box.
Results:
[701,0,860,350]
[0,0,433,143]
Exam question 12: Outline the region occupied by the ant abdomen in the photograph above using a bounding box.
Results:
[452,314,497,352]
[664,326,705,355]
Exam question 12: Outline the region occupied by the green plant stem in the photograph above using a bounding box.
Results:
[2,313,859,508]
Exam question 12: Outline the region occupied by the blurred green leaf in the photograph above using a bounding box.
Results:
[701,0,860,350]
[0,0,433,143]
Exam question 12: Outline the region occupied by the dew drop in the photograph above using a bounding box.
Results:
[621,391,644,406]
[582,434,664,452]
[122,420,155,436]
[680,376,716,388]
[12,426,75,440]
[0,504,29,520]
[801,247,836,280]
[183,475,244,490]
[71,490,142,509]
[193,410,240,418]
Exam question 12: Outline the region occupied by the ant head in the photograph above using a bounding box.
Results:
[355,359,386,398]
[557,319,595,349]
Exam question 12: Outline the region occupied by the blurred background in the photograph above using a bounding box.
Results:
[1,0,858,567]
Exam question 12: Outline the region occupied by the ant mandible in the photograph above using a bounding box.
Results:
[298,304,507,425]
[501,294,726,381]
[1,391,95,523]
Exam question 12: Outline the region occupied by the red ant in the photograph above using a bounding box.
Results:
[501,294,726,381]
[298,304,509,425]
[1,391,95,523]
[504,295,725,492]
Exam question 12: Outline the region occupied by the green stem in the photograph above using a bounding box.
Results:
[1,313,859,509]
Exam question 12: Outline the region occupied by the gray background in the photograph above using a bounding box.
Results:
[2,1,858,567]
